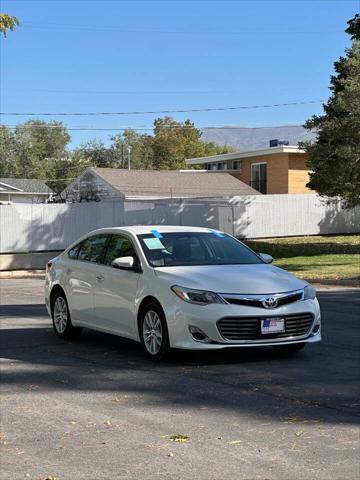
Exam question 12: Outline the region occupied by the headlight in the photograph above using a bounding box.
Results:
[303,285,316,300]
[171,285,225,305]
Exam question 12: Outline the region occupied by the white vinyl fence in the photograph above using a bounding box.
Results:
[0,194,359,253]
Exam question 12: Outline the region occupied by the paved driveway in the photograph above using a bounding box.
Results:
[0,279,359,480]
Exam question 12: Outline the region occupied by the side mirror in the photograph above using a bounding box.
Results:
[259,253,273,264]
[111,256,135,270]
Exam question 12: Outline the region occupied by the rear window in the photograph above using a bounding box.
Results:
[68,244,80,259]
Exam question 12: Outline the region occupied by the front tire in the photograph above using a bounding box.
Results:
[273,343,306,354]
[139,302,170,360]
[52,291,82,340]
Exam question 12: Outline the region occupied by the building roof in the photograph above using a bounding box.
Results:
[0,178,53,194]
[186,145,305,165]
[92,167,260,198]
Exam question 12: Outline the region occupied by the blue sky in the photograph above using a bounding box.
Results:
[1,0,358,147]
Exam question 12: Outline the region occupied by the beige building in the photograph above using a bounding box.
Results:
[186,145,311,194]
[62,167,260,201]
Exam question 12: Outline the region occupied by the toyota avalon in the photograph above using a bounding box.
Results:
[45,226,321,359]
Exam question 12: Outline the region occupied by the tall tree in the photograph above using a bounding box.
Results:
[0,125,19,176]
[74,140,116,168]
[0,13,19,37]
[111,129,154,170]
[302,14,360,208]
[151,117,235,170]
[14,120,71,179]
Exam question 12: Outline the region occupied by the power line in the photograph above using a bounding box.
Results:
[1,88,246,95]
[22,22,340,36]
[0,100,322,117]
[2,123,308,131]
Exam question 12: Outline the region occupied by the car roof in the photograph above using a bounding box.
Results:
[90,225,220,235]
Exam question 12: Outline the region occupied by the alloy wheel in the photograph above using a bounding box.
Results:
[53,297,68,334]
[143,310,163,355]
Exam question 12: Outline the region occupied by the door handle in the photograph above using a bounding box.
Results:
[96,274,105,282]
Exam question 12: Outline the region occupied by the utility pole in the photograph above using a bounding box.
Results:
[128,145,132,170]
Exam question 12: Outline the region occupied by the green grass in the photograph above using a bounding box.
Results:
[244,235,360,283]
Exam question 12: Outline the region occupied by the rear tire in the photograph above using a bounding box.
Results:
[273,343,306,354]
[139,302,170,361]
[52,290,82,340]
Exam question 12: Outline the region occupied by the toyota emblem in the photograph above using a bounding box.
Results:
[262,297,278,309]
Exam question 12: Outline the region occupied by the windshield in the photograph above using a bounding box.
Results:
[137,232,262,267]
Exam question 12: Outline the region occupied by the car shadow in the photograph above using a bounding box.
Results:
[1,290,359,425]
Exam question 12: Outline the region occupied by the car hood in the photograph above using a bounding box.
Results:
[153,264,306,295]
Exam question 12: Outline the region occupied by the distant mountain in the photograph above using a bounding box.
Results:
[201,125,316,151]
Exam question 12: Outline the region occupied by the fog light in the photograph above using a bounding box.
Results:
[188,325,212,343]
[312,324,320,334]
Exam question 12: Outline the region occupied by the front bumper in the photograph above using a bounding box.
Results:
[164,297,321,350]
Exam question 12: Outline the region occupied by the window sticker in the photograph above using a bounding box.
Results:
[209,229,225,237]
[150,229,163,239]
[143,237,166,250]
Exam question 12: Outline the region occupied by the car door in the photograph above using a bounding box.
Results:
[66,234,109,326]
[93,233,141,338]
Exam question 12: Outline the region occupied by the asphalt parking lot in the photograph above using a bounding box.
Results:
[0,279,359,480]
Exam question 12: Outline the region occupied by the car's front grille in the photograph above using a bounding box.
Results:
[217,313,314,341]
[223,292,303,308]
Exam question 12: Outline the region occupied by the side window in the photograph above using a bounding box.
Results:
[68,243,80,260]
[104,234,137,267]
[78,235,108,264]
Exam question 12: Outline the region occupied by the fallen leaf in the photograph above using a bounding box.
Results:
[227,440,241,445]
[169,434,189,443]
[104,420,112,426]
[70,421,77,425]
[295,430,304,437]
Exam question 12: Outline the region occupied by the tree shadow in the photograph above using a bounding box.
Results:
[318,199,360,235]
[1,290,359,426]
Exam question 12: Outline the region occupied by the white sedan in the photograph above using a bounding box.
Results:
[45,226,321,359]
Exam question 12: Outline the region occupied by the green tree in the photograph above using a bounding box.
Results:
[74,139,116,168]
[14,120,71,180]
[302,14,360,208]
[111,129,154,169]
[0,13,19,37]
[0,125,19,176]
[151,117,235,170]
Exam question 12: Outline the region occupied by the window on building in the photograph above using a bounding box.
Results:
[233,160,242,170]
[251,163,267,194]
